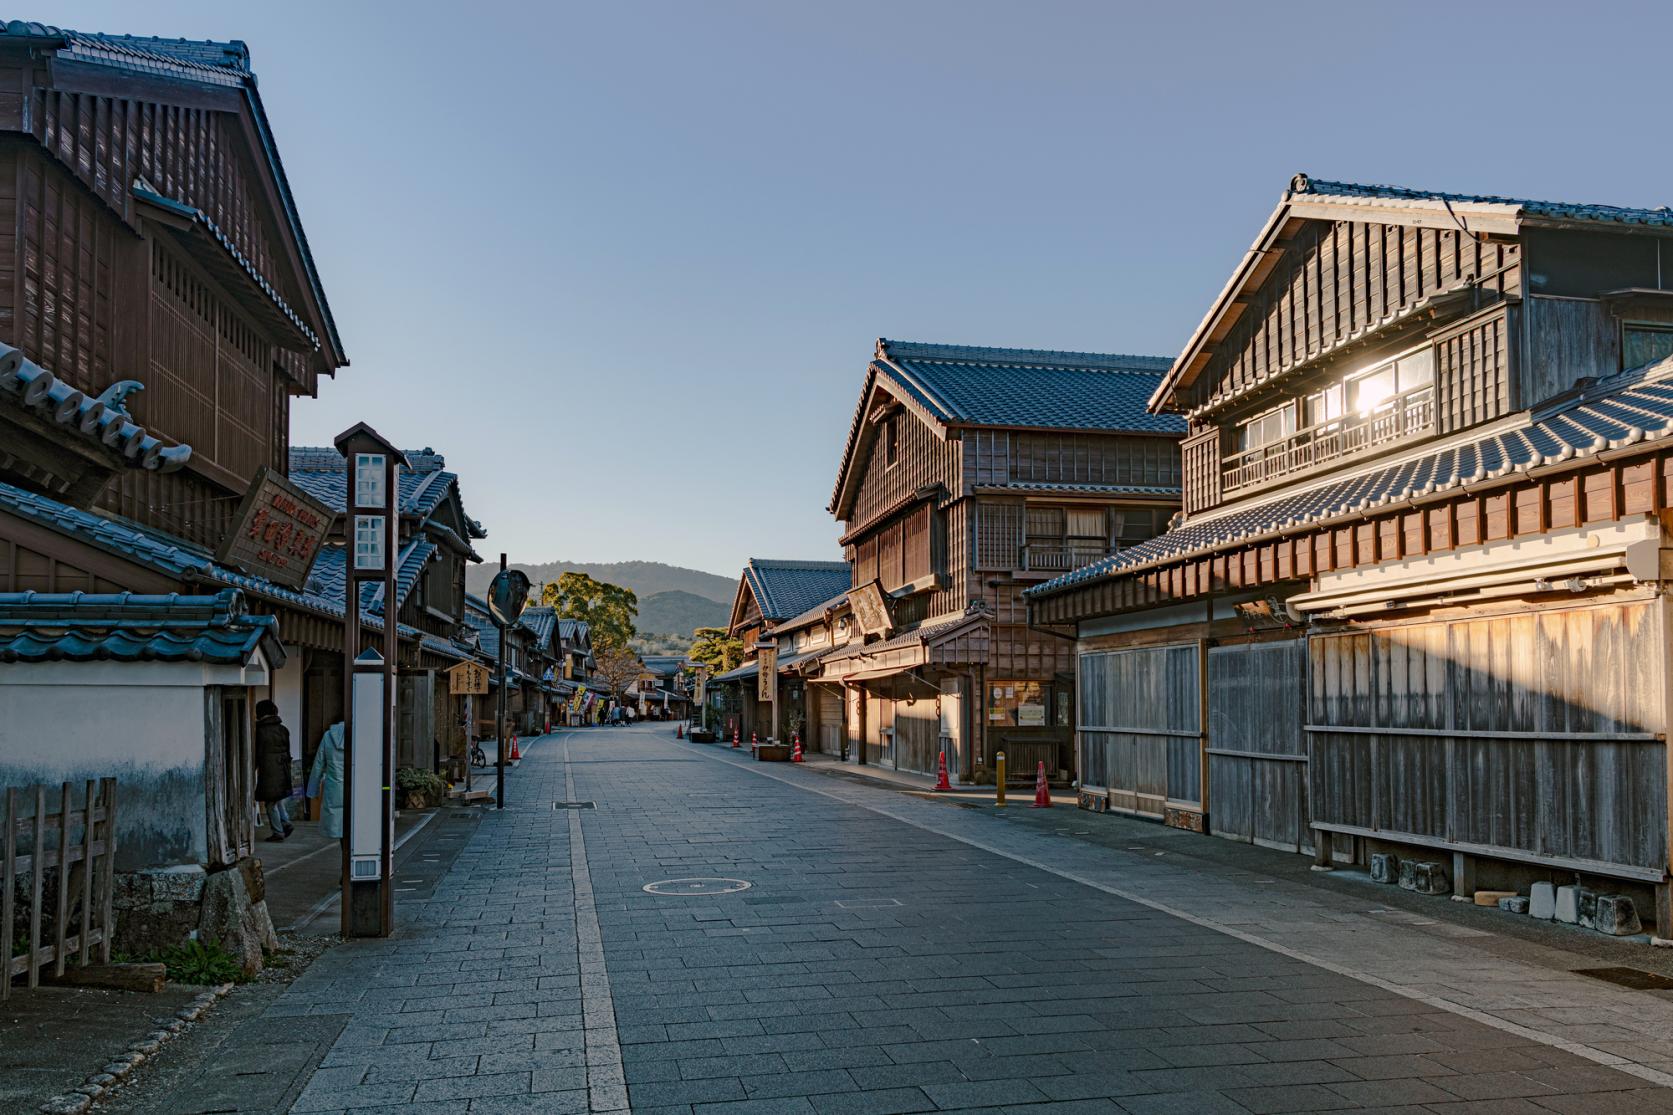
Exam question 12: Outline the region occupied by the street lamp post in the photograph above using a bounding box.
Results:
[487,555,531,810]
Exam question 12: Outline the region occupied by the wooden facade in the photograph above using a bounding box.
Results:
[1033,176,1673,926]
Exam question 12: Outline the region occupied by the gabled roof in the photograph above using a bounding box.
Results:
[0,21,346,368]
[1033,356,1673,600]
[0,587,282,665]
[1152,173,1673,412]
[738,559,851,625]
[830,338,1180,517]
[518,605,558,651]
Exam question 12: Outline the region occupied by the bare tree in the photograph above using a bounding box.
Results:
[592,642,643,703]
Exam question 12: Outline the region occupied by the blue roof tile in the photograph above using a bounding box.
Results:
[0,588,281,665]
[743,559,852,623]
[1294,175,1673,229]
[1029,359,1673,599]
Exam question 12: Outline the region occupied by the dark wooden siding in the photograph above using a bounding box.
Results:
[1190,218,1520,410]
[1521,296,1618,408]
[1207,640,1308,852]
[966,429,1179,489]
[1181,427,1220,518]
[1079,643,1201,816]
[1434,305,1513,434]
[1308,600,1667,879]
[846,407,959,534]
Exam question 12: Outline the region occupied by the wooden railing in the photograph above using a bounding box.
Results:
[1020,541,1114,572]
[3,780,118,1000]
[1224,385,1434,494]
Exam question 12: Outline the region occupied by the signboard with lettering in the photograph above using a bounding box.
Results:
[216,467,333,590]
[449,660,490,695]
[849,580,893,638]
[756,644,778,702]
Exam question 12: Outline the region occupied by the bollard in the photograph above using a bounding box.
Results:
[995,751,1007,807]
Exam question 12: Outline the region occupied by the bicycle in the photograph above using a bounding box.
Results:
[469,740,487,768]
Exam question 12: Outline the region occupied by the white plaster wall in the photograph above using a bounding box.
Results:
[269,658,304,766]
[0,660,240,868]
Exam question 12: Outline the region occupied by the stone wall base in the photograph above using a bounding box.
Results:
[113,858,279,976]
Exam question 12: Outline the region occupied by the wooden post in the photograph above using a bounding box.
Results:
[2,788,14,1001]
[100,779,116,964]
[855,686,867,766]
[1197,637,1211,826]
[29,785,44,988]
[1658,882,1673,942]
[53,783,69,977]
[1452,852,1477,899]
[79,780,93,966]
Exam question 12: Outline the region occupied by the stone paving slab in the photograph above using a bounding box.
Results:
[255,725,1673,1114]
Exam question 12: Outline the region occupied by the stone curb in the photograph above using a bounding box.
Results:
[37,982,234,1114]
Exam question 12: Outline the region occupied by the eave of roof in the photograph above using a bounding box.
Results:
[0,587,282,665]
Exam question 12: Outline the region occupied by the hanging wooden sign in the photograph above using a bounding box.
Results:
[849,580,892,638]
[756,644,778,702]
[449,660,490,695]
[216,466,333,589]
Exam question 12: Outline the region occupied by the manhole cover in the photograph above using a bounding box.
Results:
[1574,966,1673,990]
[642,878,752,896]
[553,801,596,810]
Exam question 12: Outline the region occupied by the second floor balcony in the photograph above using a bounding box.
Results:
[1020,540,1117,572]
[1223,383,1434,495]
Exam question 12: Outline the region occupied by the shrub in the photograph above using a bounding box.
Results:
[396,767,447,808]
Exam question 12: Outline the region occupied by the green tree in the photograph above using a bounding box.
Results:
[544,572,637,650]
[688,626,746,672]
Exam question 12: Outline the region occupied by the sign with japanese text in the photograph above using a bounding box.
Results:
[756,644,777,702]
[849,580,892,638]
[449,660,490,695]
[216,467,333,590]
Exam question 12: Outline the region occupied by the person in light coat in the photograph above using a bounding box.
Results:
[306,721,346,839]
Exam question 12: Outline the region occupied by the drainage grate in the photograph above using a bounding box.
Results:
[1574,966,1673,991]
[553,801,596,810]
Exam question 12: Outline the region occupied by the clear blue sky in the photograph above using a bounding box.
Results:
[41,0,1673,579]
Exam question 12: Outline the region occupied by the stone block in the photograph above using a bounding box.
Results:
[1370,852,1399,884]
[1498,896,1530,914]
[1398,860,1448,895]
[1555,884,1580,924]
[1594,894,1643,936]
[198,862,277,977]
[1529,881,1556,919]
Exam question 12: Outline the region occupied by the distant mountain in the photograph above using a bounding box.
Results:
[466,559,734,606]
[638,590,728,638]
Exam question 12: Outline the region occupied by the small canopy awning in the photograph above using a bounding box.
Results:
[816,612,989,683]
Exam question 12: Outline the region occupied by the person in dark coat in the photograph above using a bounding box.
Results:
[254,699,295,842]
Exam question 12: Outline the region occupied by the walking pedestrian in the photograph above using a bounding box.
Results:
[306,721,346,840]
[254,699,295,842]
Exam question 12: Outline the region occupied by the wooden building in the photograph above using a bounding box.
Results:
[1028,175,1673,927]
[814,339,1183,783]
[711,558,852,742]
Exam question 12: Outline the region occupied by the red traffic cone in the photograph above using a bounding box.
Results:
[732,726,740,749]
[676,723,684,739]
[509,734,522,762]
[791,733,804,763]
[1032,760,1052,808]
[933,750,952,792]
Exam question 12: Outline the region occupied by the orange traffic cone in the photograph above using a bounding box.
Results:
[933,750,952,792]
[791,733,803,763]
[1032,760,1052,808]
[509,734,522,762]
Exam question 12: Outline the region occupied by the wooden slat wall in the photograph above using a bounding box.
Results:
[1521,296,1619,408]
[975,501,1021,570]
[847,408,959,531]
[967,430,1181,489]
[1181,427,1220,517]
[1308,600,1666,876]
[1190,218,1520,410]
[1207,640,1309,852]
[1435,306,1513,434]
[1032,452,1673,627]
[1078,644,1200,816]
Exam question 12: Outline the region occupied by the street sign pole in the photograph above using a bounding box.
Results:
[496,554,507,811]
[486,557,530,813]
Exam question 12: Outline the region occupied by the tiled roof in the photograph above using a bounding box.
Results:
[743,559,852,623]
[1,341,192,475]
[518,605,558,649]
[288,447,487,542]
[418,633,474,663]
[1293,174,1673,229]
[0,480,415,638]
[557,618,589,644]
[713,658,760,683]
[1031,359,1673,598]
[0,588,281,665]
[875,338,1182,434]
[981,481,1182,498]
[777,590,848,633]
[640,655,685,676]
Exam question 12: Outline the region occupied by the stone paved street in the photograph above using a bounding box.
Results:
[257,724,1673,1114]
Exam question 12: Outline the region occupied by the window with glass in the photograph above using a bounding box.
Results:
[1625,324,1673,370]
[1236,403,1297,452]
[354,453,385,509]
[353,515,384,570]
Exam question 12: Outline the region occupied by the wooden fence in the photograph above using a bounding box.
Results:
[3,779,118,1000]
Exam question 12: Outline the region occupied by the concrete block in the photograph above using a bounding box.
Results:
[1474,890,1517,907]
[1577,888,1600,930]
[1556,884,1580,924]
[1529,881,1556,919]
[1370,853,1399,884]
[1498,896,1530,914]
[1397,859,1448,895]
[1595,894,1643,936]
